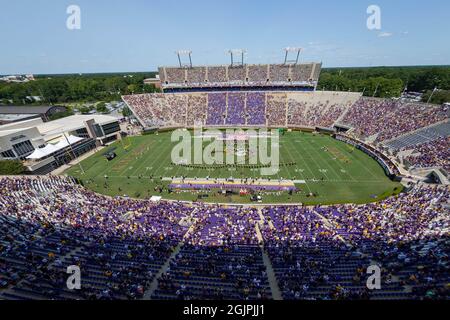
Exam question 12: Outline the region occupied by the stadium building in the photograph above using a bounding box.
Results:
[0,114,121,174]
[158,62,322,93]
[123,51,449,184]
[0,105,68,124]
[0,49,449,302]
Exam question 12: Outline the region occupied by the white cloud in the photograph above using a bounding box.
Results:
[305,42,340,53]
[378,32,393,38]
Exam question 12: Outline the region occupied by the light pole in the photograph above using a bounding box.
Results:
[427,87,438,104]
[373,83,380,97]
[62,131,85,175]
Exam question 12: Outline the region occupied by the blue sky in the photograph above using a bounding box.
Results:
[0,0,449,74]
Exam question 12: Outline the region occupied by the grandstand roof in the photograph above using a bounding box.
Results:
[36,114,118,136]
[0,114,40,122]
[0,114,119,140]
[0,128,25,137]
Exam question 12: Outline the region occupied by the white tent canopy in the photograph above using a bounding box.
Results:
[55,135,83,149]
[150,196,162,203]
[26,135,84,160]
[26,148,49,160]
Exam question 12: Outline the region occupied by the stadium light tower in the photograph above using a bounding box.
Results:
[175,50,193,68]
[427,87,438,104]
[283,47,302,65]
[228,49,246,67]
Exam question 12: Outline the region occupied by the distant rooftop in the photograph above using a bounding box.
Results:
[36,114,118,136]
[0,114,118,139]
[0,105,61,115]
[0,114,40,122]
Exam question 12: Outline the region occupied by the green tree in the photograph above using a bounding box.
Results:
[0,160,25,175]
[122,106,132,117]
[49,109,75,121]
[422,90,450,104]
[79,106,92,114]
[96,102,108,113]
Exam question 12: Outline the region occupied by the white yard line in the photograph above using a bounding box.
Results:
[310,138,359,182]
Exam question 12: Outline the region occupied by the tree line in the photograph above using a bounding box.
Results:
[1,66,449,106]
[318,66,450,102]
[0,72,161,105]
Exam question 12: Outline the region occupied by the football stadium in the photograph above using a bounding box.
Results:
[1,54,449,302]
[0,1,449,310]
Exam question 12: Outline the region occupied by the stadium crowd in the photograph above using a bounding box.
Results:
[226,93,246,125]
[287,92,358,128]
[206,92,226,125]
[0,176,448,300]
[269,65,291,82]
[159,64,320,87]
[290,64,314,82]
[246,92,267,125]
[186,94,207,126]
[123,91,364,129]
[248,65,268,85]
[266,93,287,126]
[206,66,227,84]
[187,67,206,84]
[342,98,449,142]
[403,136,450,172]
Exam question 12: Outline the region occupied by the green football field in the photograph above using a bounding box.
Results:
[65,130,402,204]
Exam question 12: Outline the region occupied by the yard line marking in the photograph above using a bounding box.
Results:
[336,141,380,180]
[277,137,300,182]
[285,137,314,193]
[285,136,315,179]
[307,138,357,182]
[295,138,331,180]
[132,135,173,177]
[150,141,175,178]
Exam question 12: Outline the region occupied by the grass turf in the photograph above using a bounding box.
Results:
[65,131,402,205]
